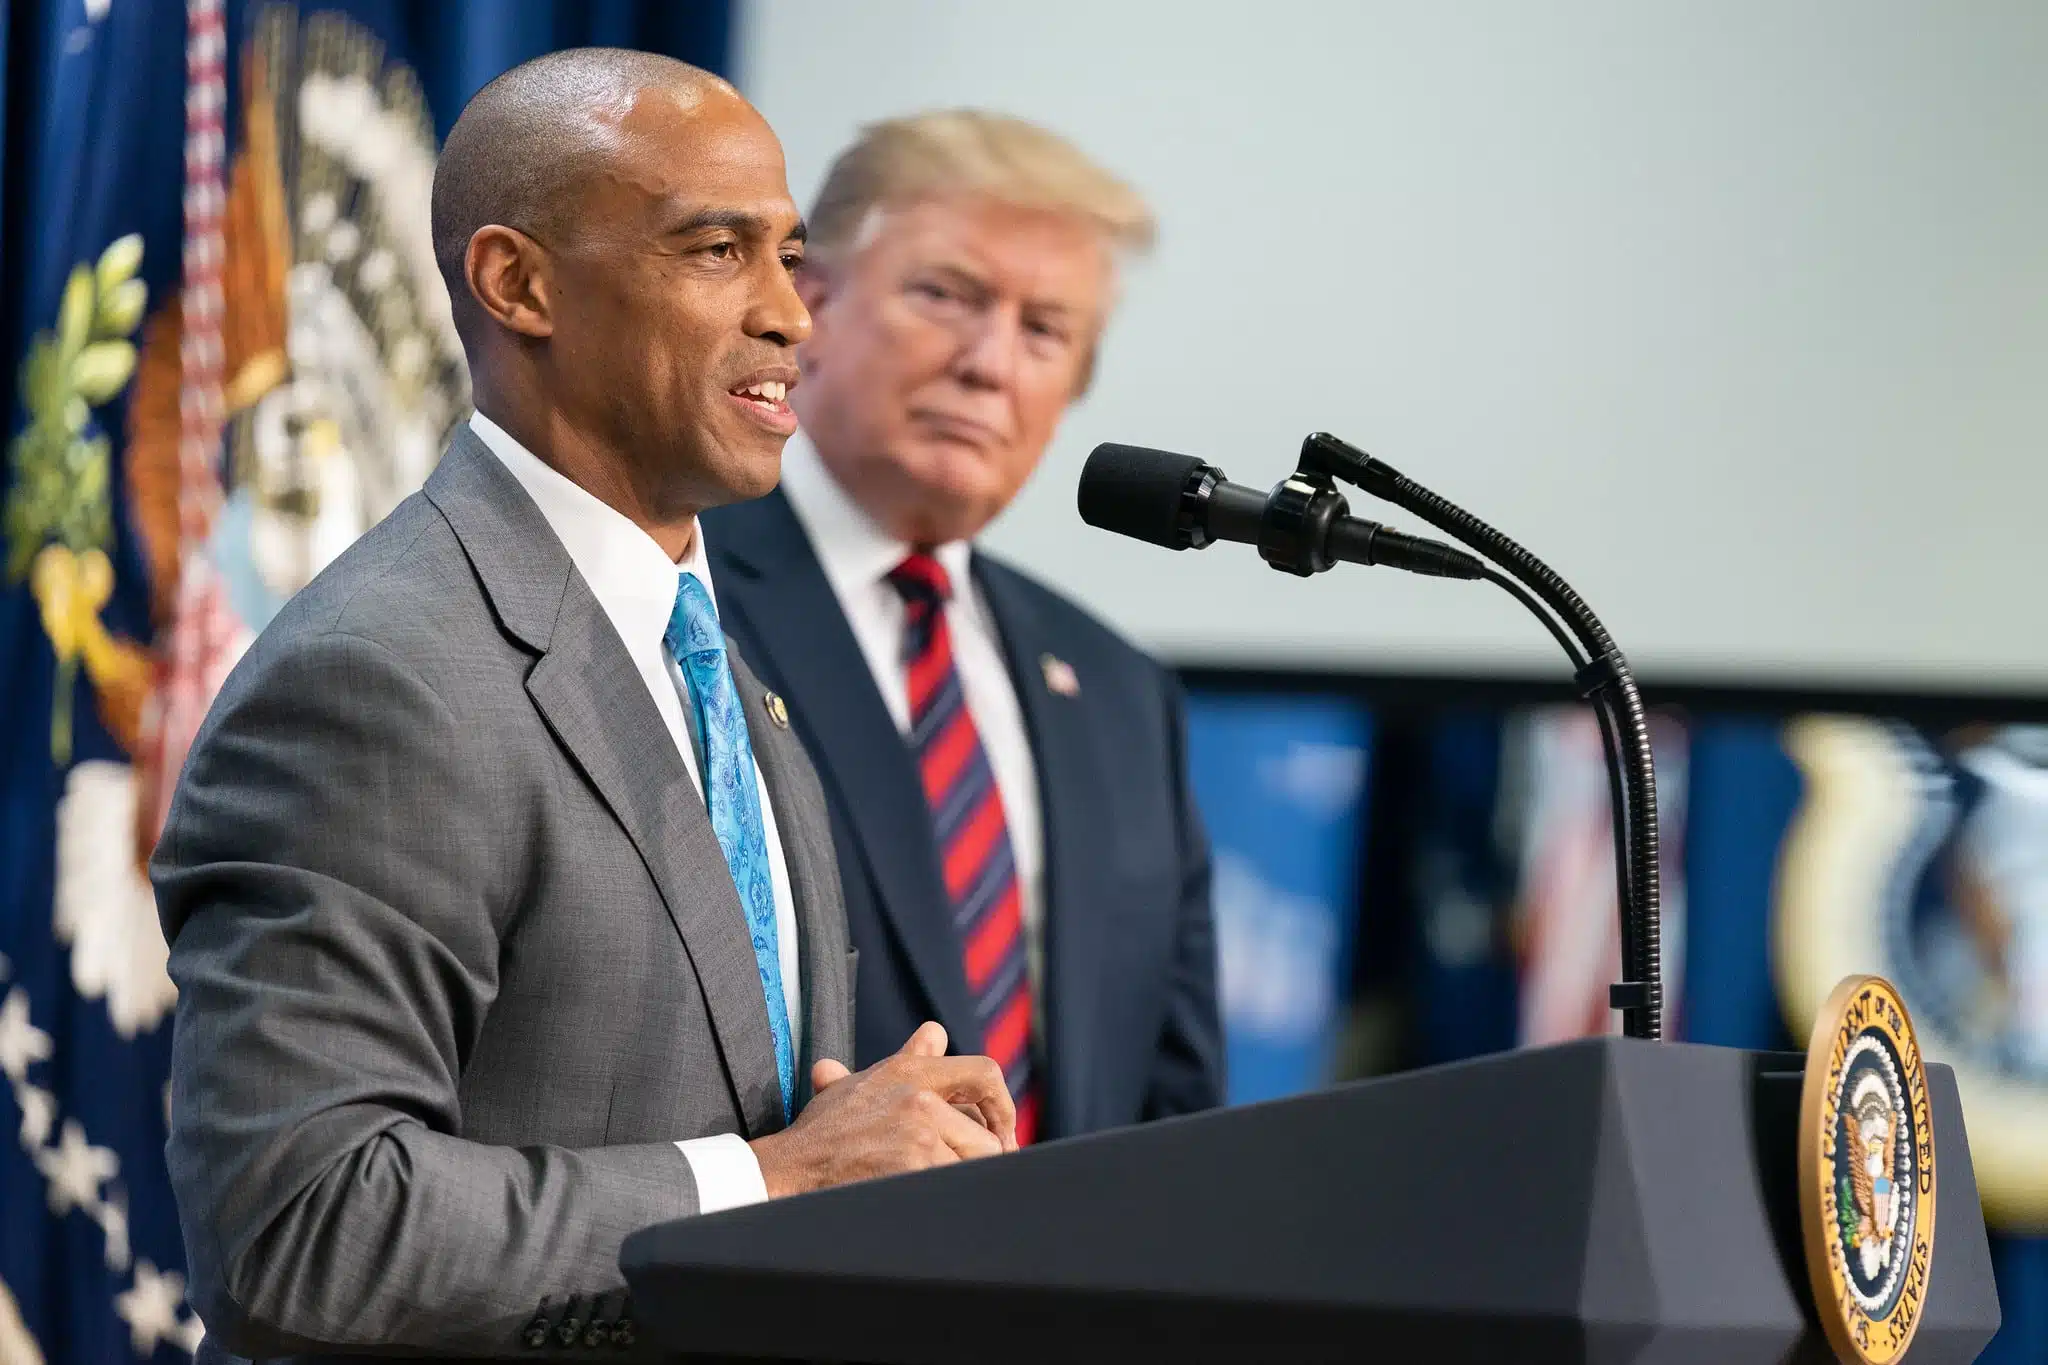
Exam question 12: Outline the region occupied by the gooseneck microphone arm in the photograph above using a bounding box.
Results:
[1075,437,1657,1038]
[1297,432,1662,1041]
[1473,563,1640,1018]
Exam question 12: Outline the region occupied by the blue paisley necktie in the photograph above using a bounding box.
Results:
[664,571,795,1120]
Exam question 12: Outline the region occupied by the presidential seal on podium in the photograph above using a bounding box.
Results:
[1801,974,1938,1363]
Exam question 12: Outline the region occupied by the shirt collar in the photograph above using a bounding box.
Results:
[777,428,975,600]
[469,411,717,654]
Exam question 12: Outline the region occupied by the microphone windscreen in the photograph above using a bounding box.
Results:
[1077,443,1209,549]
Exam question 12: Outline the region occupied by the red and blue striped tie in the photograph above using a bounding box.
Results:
[888,553,1040,1146]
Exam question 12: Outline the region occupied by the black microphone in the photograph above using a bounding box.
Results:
[1077,442,1484,580]
[1079,431,1666,1042]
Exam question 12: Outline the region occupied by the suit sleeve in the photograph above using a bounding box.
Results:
[153,629,697,1359]
[1140,668,1227,1120]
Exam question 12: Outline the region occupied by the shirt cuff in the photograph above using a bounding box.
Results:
[675,1133,770,1214]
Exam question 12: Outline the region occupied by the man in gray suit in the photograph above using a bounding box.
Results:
[152,50,1014,1361]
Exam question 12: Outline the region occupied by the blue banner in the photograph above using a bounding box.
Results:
[1184,694,1373,1105]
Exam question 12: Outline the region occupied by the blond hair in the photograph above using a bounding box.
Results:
[806,109,1156,263]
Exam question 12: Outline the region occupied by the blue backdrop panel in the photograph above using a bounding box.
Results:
[1184,693,1373,1105]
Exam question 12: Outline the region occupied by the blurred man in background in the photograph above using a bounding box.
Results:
[706,111,1223,1144]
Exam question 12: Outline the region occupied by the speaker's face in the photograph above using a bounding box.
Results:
[474,81,812,515]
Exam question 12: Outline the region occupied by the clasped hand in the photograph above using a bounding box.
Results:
[748,1021,1017,1197]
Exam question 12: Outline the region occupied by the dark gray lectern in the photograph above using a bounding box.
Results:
[620,1039,2002,1363]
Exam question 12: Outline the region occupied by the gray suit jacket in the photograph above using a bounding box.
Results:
[153,427,853,1361]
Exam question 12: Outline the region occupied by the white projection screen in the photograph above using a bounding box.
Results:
[737,1,2048,688]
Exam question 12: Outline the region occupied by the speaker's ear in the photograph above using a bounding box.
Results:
[466,224,555,340]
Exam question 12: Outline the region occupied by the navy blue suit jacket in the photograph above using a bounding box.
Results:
[702,490,1224,1139]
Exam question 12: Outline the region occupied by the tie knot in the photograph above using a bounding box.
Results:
[887,552,953,606]
[664,571,725,662]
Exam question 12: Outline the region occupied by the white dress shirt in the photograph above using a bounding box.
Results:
[777,432,1049,1001]
[470,412,789,1213]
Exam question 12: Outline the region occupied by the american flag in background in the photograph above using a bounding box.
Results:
[136,0,251,851]
[1507,706,1688,1045]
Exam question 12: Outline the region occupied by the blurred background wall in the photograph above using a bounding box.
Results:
[742,0,2048,688]
[2,2,2043,1362]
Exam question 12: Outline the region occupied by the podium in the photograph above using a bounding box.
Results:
[621,1039,2003,1363]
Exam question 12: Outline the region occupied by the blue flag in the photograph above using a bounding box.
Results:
[0,3,727,1360]
[3,4,200,1359]
[1185,693,1373,1104]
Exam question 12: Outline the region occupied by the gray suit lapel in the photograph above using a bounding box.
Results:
[731,649,853,1093]
[425,430,785,1138]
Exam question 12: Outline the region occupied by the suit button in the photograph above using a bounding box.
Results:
[556,1294,584,1347]
[584,1294,613,1349]
[522,1299,552,1349]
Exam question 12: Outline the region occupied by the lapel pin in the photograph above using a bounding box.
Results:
[1040,654,1080,698]
[764,691,790,728]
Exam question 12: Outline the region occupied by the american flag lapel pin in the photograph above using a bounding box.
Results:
[1040,653,1080,697]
